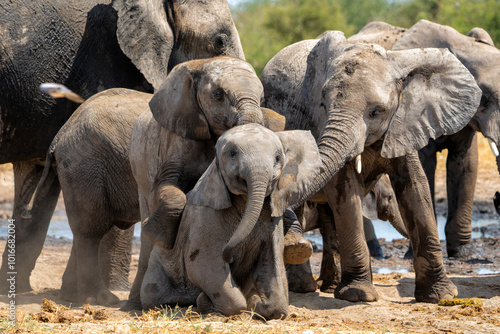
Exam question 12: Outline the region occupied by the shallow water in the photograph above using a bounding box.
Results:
[0,207,498,243]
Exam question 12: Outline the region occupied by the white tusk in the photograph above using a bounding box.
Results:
[39,83,85,103]
[488,138,499,157]
[355,155,362,174]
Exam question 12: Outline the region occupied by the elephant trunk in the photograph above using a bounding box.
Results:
[387,209,409,239]
[222,170,268,264]
[236,101,264,126]
[293,112,363,208]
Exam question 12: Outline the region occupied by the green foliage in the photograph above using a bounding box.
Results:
[232,0,500,75]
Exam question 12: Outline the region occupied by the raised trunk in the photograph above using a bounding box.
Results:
[293,114,362,208]
[222,173,268,264]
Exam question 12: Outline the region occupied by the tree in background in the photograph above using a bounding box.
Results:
[232,0,500,75]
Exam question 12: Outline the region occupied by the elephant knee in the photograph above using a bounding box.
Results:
[151,185,187,215]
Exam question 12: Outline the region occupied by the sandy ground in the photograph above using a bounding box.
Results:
[0,159,499,332]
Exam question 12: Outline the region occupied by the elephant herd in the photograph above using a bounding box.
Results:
[1,0,499,321]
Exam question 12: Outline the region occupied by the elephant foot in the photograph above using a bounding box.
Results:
[142,215,178,250]
[82,288,121,306]
[367,239,384,259]
[447,243,475,259]
[334,280,379,302]
[286,262,317,293]
[415,275,457,303]
[120,299,142,311]
[0,275,31,294]
[284,233,313,265]
[59,284,79,302]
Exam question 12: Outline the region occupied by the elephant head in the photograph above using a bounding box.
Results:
[149,57,268,141]
[188,123,322,264]
[262,31,481,204]
[113,0,244,90]
[393,20,500,159]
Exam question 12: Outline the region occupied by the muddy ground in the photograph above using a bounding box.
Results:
[0,161,499,333]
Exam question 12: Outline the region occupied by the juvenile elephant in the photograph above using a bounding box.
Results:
[350,20,500,258]
[141,123,322,319]
[128,57,291,310]
[0,0,244,295]
[25,56,277,306]
[287,174,408,293]
[261,31,482,302]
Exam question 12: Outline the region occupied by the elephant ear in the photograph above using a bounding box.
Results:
[113,0,173,90]
[188,160,232,210]
[149,62,211,140]
[261,107,286,132]
[467,27,495,46]
[381,48,482,158]
[270,130,323,217]
[362,190,378,220]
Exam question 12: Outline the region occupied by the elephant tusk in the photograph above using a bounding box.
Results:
[489,138,499,157]
[39,83,85,103]
[355,155,362,174]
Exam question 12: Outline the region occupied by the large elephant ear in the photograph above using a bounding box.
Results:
[467,27,495,46]
[270,130,322,217]
[113,0,172,90]
[381,48,482,158]
[188,160,232,210]
[149,62,211,140]
[362,190,378,220]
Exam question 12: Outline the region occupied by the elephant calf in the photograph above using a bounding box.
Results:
[140,123,322,319]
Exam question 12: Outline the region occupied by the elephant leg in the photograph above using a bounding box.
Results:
[60,244,79,301]
[143,184,186,250]
[445,128,477,258]
[317,204,341,293]
[324,166,378,302]
[364,217,383,258]
[283,209,313,265]
[73,234,120,305]
[123,194,151,311]
[286,261,316,293]
[99,225,134,291]
[0,160,60,294]
[390,152,457,303]
[249,217,288,320]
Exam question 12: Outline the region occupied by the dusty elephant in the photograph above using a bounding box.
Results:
[0,0,244,294]
[261,30,481,302]
[350,20,500,258]
[128,57,290,310]
[140,123,322,319]
[287,174,408,293]
[20,0,246,304]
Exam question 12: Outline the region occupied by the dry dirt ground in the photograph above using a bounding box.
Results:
[0,143,499,333]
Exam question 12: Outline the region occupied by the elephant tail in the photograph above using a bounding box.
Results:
[22,149,56,219]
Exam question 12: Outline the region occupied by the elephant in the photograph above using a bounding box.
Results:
[349,20,500,258]
[8,0,245,300]
[286,173,409,293]
[24,57,285,306]
[140,123,322,319]
[261,30,482,302]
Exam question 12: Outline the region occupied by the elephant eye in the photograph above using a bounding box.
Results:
[387,194,392,202]
[214,89,225,103]
[213,34,228,55]
[274,153,282,166]
[228,148,237,158]
[369,106,384,118]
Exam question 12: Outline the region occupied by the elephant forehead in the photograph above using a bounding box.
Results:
[203,57,256,76]
[216,124,280,150]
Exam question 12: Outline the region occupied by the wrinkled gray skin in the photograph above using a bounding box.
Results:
[129,57,288,310]
[140,124,322,319]
[351,20,500,258]
[287,174,408,293]
[16,0,245,303]
[261,31,482,303]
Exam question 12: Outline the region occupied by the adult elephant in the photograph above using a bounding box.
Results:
[350,20,500,258]
[261,31,481,302]
[0,0,244,295]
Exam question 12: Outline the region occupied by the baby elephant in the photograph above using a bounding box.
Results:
[140,123,322,319]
